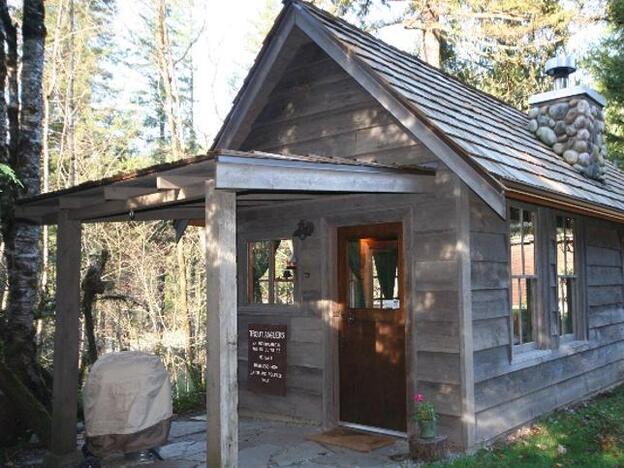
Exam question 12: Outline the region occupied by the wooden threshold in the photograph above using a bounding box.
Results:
[339,421,407,439]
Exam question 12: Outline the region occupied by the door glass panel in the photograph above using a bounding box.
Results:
[347,237,399,309]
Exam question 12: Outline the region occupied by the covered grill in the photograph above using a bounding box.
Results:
[83,351,173,458]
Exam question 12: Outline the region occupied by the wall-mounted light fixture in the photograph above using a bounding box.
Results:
[293,219,314,241]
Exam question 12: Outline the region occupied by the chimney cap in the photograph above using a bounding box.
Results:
[545,55,577,78]
[528,85,606,107]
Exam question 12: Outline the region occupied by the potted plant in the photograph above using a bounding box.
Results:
[413,393,437,439]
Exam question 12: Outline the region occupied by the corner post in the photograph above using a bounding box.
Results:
[47,210,82,466]
[456,179,476,449]
[204,181,238,467]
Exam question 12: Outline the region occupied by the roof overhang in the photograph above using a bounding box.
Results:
[504,180,624,224]
[15,150,435,225]
[212,1,507,219]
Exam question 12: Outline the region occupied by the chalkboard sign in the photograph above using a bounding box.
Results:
[247,324,287,396]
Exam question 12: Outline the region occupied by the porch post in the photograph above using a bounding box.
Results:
[204,181,238,467]
[47,210,82,466]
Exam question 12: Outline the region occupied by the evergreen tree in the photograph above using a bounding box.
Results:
[320,0,574,109]
[589,0,624,163]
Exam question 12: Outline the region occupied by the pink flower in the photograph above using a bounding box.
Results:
[413,393,424,402]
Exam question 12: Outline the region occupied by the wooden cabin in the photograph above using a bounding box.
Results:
[16,1,624,466]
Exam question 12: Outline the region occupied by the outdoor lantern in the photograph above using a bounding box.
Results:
[293,219,314,240]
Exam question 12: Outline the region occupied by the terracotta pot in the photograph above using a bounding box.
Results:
[418,419,437,439]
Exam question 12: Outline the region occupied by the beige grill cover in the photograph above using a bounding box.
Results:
[83,351,173,437]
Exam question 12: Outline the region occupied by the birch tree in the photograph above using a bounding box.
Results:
[0,0,49,406]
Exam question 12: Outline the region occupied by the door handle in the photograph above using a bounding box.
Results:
[346,312,355,324]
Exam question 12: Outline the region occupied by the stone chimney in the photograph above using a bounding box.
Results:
[527,55,608,181]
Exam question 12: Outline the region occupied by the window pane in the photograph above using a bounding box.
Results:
[510,208,522,276]
[522,210,536,276]
[372,252,400,309]
[511,278,534,345]
[274,240,295,305]
[556,216,576,336]
[274,281,295,305]
[565,218,575,275]
[509,206,537,346]
[524,279,534,343]
[347,237,399,309]
[511,279,522,345]
[274,240,293,280]
[558,277,574,335]
[347,240,365,308]
[556,216,575,276]
[249,239,295,305]
[250,241,271,304]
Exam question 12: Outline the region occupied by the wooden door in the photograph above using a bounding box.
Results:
[338,222,406,432]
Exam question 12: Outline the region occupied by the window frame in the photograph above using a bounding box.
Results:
[506,203,589,362]
[245,238,298,307]
[507,203,540,353]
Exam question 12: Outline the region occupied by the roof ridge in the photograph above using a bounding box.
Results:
[295,0,528,120]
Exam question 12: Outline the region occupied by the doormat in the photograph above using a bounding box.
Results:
[306,427,395,453]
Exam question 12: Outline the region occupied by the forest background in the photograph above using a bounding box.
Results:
[0,0,623,446]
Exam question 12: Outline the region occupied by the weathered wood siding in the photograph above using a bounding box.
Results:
[231,40,474,448]
[239,41,434,166]
[471,193,624,444]
[235,179,471,447]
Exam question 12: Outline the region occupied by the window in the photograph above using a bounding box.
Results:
[347,237,400,310]
[556,216,576,336]
[248,239,295,305]
[509,206,537,346]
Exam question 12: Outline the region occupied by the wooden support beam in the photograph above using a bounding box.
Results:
[59,195,102,209]
[103,186,156,200]
[46,211,82,466]
[204,181,238,467]
[216,156,433,193]
[157,175,206,189]
[89,206,205,223]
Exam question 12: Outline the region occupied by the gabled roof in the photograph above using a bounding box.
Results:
[216,0,624,222]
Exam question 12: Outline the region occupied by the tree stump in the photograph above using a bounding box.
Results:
[409,435,448,462]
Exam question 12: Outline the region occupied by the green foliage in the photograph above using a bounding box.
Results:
[322,0,573,110]
[172,367,205,414]
[431,385,624,467]
[0,163,20,189]
[413,402,436,422]
[589,0,624,165]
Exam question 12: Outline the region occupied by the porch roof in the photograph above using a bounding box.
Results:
[15,149,434,225]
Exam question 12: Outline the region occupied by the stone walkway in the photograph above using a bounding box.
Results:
[7,417,418,467]
[157,417,415,467]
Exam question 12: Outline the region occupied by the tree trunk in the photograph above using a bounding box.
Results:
[0,0,48,407]
[176,239,194,365]
[66,0,76,186]
[41,0,65,296]
[419,3,441,68]
[154,0,184,161]
[0,360,51,447]
[81,250,110,367]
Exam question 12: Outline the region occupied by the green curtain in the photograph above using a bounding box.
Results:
[252,241,271,303]
[373,249,398,300]
[347,241,365,308]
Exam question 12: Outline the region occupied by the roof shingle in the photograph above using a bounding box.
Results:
[297,1,624,213]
